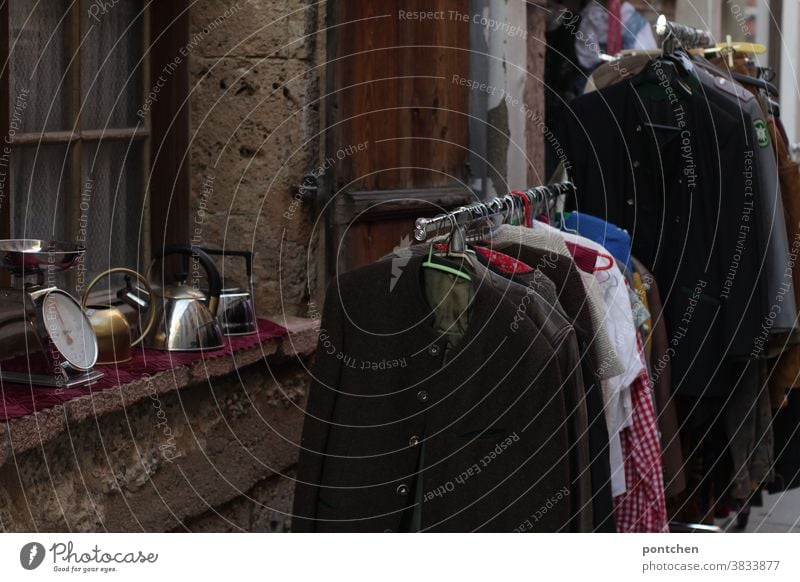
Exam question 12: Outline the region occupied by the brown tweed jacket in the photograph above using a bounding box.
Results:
[292,252,572,532]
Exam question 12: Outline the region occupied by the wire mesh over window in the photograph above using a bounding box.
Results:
[81,142,145,274]
[10,0,72,133]
[80,0,143,130]
[11,144,72,242]
[8,0,148,289]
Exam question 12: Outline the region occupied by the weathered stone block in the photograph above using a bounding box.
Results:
[190,137,304,218]
[191,0,312,60]
[181,469,296,532]
[190,57,310,136]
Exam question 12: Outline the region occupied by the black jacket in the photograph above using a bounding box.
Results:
[292,252,573,532]
[562,67,766,398]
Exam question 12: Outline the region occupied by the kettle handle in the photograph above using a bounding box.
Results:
[198,247,254,286]
[81,267,157,348]
[150,245,222,315]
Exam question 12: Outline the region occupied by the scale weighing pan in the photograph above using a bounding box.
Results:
[0,239,85,272]
[0,239,101,388]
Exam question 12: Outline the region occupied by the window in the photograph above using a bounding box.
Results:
[7,0,149,287]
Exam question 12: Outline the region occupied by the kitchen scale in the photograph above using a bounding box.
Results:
[0,239,102,387]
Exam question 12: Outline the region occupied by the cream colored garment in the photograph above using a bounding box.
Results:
[492,223,625,380]
[562,231,649,497]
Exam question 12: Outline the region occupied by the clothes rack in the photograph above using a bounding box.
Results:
[655,14,714,53]
[413,181,577,243]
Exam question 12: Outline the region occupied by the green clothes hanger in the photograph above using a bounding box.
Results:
[421,244,472,281]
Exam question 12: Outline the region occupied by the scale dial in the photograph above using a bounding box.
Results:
[40,290,98,370]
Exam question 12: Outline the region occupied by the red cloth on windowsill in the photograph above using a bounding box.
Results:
[0,318,287,421]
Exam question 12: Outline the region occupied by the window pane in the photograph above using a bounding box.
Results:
[11,144,72,241]
[10,0,72,132]
[80,0,144,129]
[81,142,145,275]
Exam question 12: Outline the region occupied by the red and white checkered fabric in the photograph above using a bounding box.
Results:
[613,336,669,532]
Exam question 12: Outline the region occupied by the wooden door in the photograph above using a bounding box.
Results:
[324,1,473,276]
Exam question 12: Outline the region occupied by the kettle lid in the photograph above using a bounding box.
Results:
[157,282,208,300]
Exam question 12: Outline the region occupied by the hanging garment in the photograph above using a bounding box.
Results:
[589,52,799,348]
[754,360,776,485]
[559,232,642,497]
[631,269,652,362]
[587,53,796,341]
[293,252,574,532]
[475,250,568,318]
[472,245,534,276]
[493,224,626,379]
[471,244,565,312]
[574,1,657,73]
[562,64,767,399]
[466,256,595,532]
[584,52,786,503]
[478,238,619,530]
[691,63,797,339]
[413,242,601,530]
[456,243,615,531]
[631,257,687,498]
[549,234,635,492]
[724,361,770,501]
[606,0,622,56]
[769,114,800,396]
[628,275,651,335]
[768,389,800,493]
[612,335,669,532]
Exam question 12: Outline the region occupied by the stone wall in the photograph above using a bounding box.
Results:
[0,359,309,532]
[189,0,322,318]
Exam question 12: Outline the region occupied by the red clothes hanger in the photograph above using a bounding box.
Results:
[510,190,532,227]
[565,241,615,273]
[594,252,615,271]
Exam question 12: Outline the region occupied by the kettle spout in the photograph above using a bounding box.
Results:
[117,275,150,310]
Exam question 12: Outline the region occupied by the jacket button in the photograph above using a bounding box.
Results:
[633,160,640,168]
[674,216,680,223]
[417,390,429,402]
[397,484,409,496]
[409,435,420,447]
[428,344,441,356]
[384,529,393,533]
[626,198,634,206]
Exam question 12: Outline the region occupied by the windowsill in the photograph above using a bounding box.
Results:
[0,316,319,469]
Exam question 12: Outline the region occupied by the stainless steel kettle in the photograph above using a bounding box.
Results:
[199,248,257,336]
[120,245,224,351]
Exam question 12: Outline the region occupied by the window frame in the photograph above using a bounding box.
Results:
[0,0,191,287]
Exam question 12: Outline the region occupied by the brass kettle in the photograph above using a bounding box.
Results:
[121,245,224,351]
[81,268,156,365]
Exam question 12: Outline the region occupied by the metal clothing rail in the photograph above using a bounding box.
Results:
[655,14,714,53]
[413,182,576,243]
